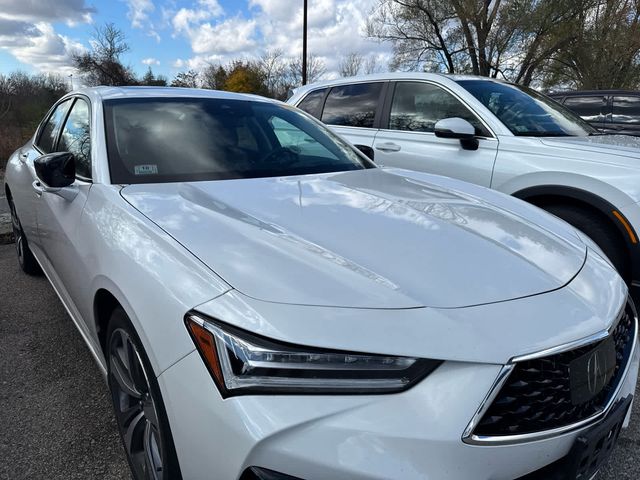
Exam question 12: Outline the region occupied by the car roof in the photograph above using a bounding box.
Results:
[291,72,504,96]
[69,86,277,104]
[549,89,640,97]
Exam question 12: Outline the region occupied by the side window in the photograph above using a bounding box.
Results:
[36,99,72,153]
[297,88,328,118]
[563,96,605,122]
[389,82,490,136]
[612,96,640,125]
[321,82,383,128]
[58,98,92,179]
[269,116,338,159]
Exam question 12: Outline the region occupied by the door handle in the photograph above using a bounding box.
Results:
[375,142,402,152]
[32,180,44,196]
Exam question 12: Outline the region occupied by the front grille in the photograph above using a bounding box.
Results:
[474,303,636,437]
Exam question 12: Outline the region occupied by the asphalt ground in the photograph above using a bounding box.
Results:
[0,242,638,479]
[0,244,130,479]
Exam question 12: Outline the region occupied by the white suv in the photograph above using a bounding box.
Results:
[288,73,640,286]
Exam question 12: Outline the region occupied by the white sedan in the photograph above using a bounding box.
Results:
[3,87,639,480]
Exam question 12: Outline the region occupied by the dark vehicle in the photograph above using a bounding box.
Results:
[550,90,640,136]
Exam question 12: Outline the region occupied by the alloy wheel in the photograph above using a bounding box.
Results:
[109,328,164,480]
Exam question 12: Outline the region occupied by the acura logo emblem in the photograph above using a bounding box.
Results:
[587,348,608,395]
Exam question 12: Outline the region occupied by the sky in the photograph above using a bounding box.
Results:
[0,0,392,83]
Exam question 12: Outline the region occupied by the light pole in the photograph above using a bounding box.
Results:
[302,0,308,85]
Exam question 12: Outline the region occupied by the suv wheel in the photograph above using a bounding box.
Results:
[544,204,630,282]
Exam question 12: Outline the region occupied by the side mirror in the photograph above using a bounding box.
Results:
[355,144,375,161]
[434,118,479,151]
[34,152,76,189]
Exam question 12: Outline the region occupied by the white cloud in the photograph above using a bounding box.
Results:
[124,0,154,28]
[173,0,391,78]
[0,22,85,74]
[0,0,92,72]
[142,57,160,65]
[171,0,223,33]
[0,0,94,24]
[123,0,162,42]
[191,17,257,55]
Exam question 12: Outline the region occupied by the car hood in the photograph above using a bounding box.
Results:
[540,134,640,161]
[121,168,587,309]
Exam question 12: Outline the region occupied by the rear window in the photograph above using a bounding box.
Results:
[321,82,383,128]
[562,96,605,122]
[104,98,372,184]
[612,96,640,124]
[297,88,328,118]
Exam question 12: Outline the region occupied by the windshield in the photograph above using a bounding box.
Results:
[104,97,372,184]
[457,80,597,137]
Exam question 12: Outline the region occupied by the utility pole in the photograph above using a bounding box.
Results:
[302,0,308,85]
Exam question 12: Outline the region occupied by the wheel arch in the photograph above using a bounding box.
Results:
[513,184,639,281]
[93,288,122,356]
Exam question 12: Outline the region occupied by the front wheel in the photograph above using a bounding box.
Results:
[107,308,182,480]
[544,204,630,282]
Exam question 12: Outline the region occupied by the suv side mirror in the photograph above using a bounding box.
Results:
[434,118,479,151]
[34,152,76,189]
[355,144,375,161]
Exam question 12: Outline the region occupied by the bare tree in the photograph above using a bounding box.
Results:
[367,0,585,85]
[288,54,327,86]
[72,23,137,86]
[259,49,289,97]
[543,0,640,89]
[170,70,200,88]
[339,52,365,77]
[364,55,381,74]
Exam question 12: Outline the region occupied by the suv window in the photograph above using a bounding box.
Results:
[390,82,490,136]
[58,98,91,179]
[297,88,328,118]
[562,96,605,122]
[36,99,72,153]
[612,96,640,124]
[321,82,383,128]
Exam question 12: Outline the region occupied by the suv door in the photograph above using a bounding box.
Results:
[317,82,387,154]
[609,95,640,136]
[372,81,498,186]
[34,96,94,326]
[561,95,608,131]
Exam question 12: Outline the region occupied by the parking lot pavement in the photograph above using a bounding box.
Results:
[0,245,130,480]
[0,242,638,480]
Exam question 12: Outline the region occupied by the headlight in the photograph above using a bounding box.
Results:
[185,313,441,397]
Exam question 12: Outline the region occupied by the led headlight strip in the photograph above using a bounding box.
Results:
[185,313,442,397]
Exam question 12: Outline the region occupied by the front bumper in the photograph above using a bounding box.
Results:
[158,336,639,480]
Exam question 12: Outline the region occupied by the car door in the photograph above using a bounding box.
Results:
[12,99,73,246]
[610,95,640,136]
[372,81,498,187]
[561,95,608,131]
[34,96,93,319]
[318,81,387,156]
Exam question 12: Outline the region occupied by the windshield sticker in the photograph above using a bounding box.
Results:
[134,164,159,175]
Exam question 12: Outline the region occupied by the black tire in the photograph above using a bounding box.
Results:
[106,307,182,480]
[543,204,630,282]
[8,195,41,275]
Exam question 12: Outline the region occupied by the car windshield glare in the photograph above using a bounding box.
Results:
[104,97,372,184]
[457,80,597,137]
